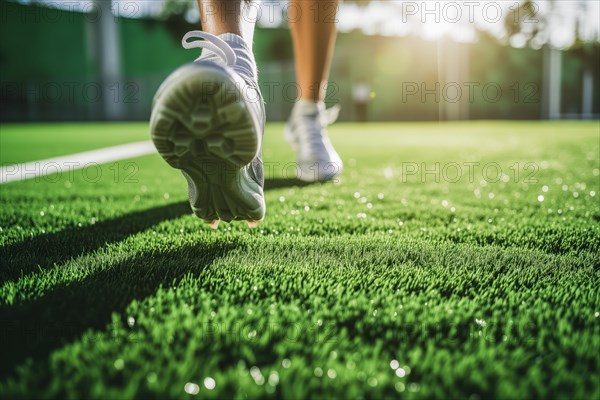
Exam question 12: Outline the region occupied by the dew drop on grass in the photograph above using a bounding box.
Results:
[250,366,260,378]
[542,185,549,192]
[314,367,323,377]
[396,368,406,378]
[268,372,279,386]
[203,377,216,390]
[590,191,596,197]
[327,369,337,379]
[408,382,420,392]
[595,311,599,318]
[40,211,45,216]
[377,193,384,199]
[114,358,125,370]
[279,196,285,202]
[390,360,399,370]
[538,195,544,202]
[127,316,135,327]
[146,372,157,384]
[282,358,291,368]
[395,382,406,392]
[184,382,199,395]
[367,377,378,387]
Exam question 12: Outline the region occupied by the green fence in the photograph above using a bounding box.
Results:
[1,1,598,122]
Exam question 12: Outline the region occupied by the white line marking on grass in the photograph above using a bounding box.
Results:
[0,141,156,184]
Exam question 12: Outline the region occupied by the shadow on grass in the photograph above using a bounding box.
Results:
[0,177,316,377]
[0,240,240,378]
[264,177,314,190]
[0,201,191,282]
[1,177,314,283]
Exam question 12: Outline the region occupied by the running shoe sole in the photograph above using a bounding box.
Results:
[150,63,265,226]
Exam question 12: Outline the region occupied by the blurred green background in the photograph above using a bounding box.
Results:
[0,0,598,122]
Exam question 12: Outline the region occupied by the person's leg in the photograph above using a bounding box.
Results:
[198,0,257,45]
[285,0,343,182]
[150,0,266,228]
[289,0,339,102]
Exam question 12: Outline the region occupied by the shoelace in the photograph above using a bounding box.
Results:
[182,31,237,66]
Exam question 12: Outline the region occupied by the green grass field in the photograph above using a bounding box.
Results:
[1,121,599,399]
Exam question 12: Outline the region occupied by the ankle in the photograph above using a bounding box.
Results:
[293,99,325,115]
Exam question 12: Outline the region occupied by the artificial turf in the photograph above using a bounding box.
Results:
[0,121,599,399]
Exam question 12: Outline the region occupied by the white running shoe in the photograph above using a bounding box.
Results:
[150,31,265,228]
[284,100,343,182]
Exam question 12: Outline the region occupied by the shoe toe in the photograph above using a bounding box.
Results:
[296,157,343,182]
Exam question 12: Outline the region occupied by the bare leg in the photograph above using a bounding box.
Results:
[197,0,258,45]
[289,0,339,102]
